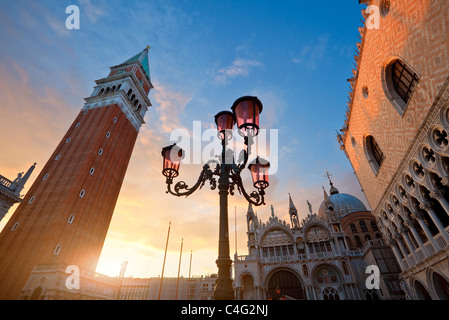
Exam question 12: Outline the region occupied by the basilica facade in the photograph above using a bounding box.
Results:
[234,182,404,300]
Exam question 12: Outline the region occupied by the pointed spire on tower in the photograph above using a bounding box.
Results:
[323,186,338,222]
[115,47,152,82]
[323,186,332,204]
[246,203,258,231]
[288,193,300,229]
[288,193,297,213]
[247,202,255,216]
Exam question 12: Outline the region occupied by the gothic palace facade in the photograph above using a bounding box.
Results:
[338,0,449,299]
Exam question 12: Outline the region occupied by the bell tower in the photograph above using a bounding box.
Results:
[0,48,153,299]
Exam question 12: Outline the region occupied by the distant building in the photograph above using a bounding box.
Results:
[234,180,404,300]
[339,0,449,299]
[119,277,151,300]
[119,275,217,300]
[0,163,35,221]
[18,263,120,300]
[17,264,218,300]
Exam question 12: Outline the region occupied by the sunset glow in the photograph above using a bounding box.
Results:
[0,0,368,280]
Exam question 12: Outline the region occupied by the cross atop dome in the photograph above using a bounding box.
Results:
[324,169,339,195]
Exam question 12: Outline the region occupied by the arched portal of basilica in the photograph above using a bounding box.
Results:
[266,269,305,300]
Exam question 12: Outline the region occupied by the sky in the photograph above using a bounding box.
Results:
[0,0,370,279]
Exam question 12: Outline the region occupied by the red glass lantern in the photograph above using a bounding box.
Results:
[161,143,185,179]
[248,157,270,189]
[214,111,235,140]
[231,96,263,137]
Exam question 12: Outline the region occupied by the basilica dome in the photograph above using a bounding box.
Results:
[318,184,367,219]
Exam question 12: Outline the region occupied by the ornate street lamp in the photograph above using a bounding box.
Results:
[161,96,270,300]
[161,143,185,180]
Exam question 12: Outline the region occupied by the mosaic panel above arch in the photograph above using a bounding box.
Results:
[261,228,293,246]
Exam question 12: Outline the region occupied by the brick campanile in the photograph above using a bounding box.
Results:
[0,48,153,299]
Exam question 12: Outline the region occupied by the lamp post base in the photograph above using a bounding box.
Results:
[214,257,234,300]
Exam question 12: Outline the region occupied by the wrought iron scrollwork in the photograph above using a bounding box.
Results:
[164,134,266,206]
[166,160,219,197]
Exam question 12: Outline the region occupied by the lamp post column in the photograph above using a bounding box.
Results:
[214,143,234,300]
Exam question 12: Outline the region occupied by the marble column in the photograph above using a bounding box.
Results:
[420,202,449,243]
[411,211,438,252]
[399,226,419,262]
[404,218,429,257]
[392,232,412,267]
[386,237,406,271]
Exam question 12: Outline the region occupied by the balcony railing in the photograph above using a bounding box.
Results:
[361,238,386,255]
[236,249,362,264]
[0,175,13,189]
[399,229,449,271]
[31,263,120,286]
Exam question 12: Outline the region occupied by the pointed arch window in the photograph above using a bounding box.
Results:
[391,59,419,105]
[365,135,384,175]
[303,264,309,277]
[354,235,363,248]
[342,261,349,275]
[350,223,357,234]
[359,220,369,233]
[382,58,420,115]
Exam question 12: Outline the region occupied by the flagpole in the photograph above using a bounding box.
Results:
[175,238,183,300]
[158,221,171,300]
[235,206,237,256]
[187,250,192,300]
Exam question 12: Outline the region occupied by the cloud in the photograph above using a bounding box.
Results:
[152,82,192,133]
[292,34,330,70]
[78,0,107,23]
[0,60,75,172]
[214,58,263,85]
